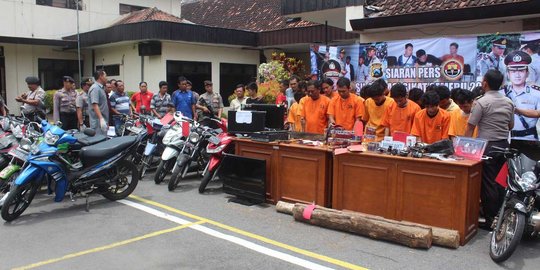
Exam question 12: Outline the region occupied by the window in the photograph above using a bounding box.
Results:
[36,0,82,10]
[96,64,120,77]
[38,59,82,90]
[220,63,257,106]
[119,3,147,15]
[166,61,212,96]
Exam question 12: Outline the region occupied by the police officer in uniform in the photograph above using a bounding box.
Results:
[53,76,78,130]
[479,38,507,77]
[503,50,540,141]
[16,76,46,121]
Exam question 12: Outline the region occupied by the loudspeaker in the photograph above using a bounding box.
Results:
[138,41,161,56]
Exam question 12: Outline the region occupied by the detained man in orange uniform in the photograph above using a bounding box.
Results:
[381,83,421,136]
[286,91,306,132]
[362,79,394,141]
[299,80,330,134]
[411,91,451,144]
[449,88,477,138]
[321,78,338,100]
[328,77,365,130]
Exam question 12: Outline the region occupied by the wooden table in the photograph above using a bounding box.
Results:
[332,151,482,245]
[234,139,333,206]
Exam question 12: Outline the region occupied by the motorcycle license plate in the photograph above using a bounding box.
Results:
[209,136,220,145]
[144,143,156,155]
[8,148,28,161]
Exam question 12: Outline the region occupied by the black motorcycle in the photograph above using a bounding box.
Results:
[167,119,212,191]
[489,146,540,262]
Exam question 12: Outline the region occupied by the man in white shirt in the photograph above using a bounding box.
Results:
[229,84,247,111]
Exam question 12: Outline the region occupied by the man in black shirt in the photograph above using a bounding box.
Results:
[245,82,265,105]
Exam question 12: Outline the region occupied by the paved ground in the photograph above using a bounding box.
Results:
[1,172,540,270]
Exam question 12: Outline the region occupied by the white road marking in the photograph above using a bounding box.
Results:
[119,199,335,270]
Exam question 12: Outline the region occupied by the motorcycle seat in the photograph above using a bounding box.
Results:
[80,136,137,166]
[77,134,107,146]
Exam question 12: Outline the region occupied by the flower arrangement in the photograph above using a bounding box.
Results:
[243,52,306,105]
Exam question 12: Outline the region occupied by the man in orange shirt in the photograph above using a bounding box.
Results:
[411,91,451,144]
[381,83,421,136]
[299,80,330,134]
[286,91,305,132]
[449,89,477,138]
[328,77,365,130]
[440,42,465,66]
[321,78,338,100]
[362,79,394,141]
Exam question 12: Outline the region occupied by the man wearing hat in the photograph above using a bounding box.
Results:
[76,77,93,129]
[503,50,540,141]
[521,43,540,86]
[478,38,507,77]
[53,76,78,130]
[16,76,45,121]
[196,80,223,119]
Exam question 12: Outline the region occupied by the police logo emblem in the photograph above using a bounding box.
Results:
[370,63,383,78]
[441,60,463,81]
[512,54,522,63]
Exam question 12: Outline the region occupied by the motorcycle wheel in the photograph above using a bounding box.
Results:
[490,208,526,263]
[1,181,40,221]
[168,158,188,192]
[154,160,172,185]
[140,155,153,179]
[102,160,139,201]
[198,169,214,194]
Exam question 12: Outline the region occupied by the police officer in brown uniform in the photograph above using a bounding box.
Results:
[466,69,515,229]
[53,76,78,130]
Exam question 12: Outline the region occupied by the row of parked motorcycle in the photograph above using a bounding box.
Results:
[0,105,233,222]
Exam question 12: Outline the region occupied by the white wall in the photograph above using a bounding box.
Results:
[1,43,86,112]
[91,41,260,94]
[0,0,181,40]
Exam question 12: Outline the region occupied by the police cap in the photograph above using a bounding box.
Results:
[63,76,75,83]
[25,76,40,85]
[504,51,532,70]
[493,38,507,49]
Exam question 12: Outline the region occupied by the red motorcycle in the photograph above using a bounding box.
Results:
[198,118,233,193]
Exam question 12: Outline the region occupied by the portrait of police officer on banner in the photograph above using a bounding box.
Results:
[503,50,540,141]
[478,38,507,78]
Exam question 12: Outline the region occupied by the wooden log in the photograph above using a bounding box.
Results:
[291,204,432,249]
[275,201,459,249]
[342,210,460,249]
[276,201,294,215]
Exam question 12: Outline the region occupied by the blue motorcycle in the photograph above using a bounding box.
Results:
[1,120,142,221]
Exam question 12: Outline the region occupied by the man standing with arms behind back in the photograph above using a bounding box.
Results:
[466,69,515,230]
[88,70,109,135]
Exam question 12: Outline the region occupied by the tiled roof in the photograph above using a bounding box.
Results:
[181,0,318,32]
[112,7,191,26]
[368,0,530,17]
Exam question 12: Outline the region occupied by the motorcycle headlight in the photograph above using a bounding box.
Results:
[44,130,59,145]
[188,133,200,144]
[517,171,537,191]
[19,138,32,151]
